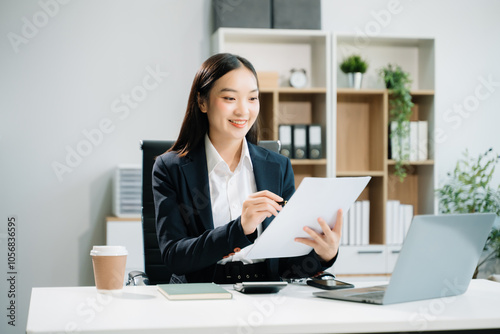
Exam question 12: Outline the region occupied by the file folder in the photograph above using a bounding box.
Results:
[292,125,307,159]
[278,125,292,158]
[308,124,322,159]
[418,121,428,160]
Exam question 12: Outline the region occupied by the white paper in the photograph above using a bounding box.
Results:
[244,177,371,259]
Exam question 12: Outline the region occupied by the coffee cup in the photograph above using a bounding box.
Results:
[90,246,128,291]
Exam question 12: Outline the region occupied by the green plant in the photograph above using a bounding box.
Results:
[379,64,414,182]
[340,55,368,74]
[436,148,500,277]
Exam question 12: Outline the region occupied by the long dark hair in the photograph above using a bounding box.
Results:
[169,53,260,156]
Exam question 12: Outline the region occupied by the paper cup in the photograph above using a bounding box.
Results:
[90,246,128,291]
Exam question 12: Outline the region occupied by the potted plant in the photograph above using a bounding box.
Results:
[379,64,414,182]
[340,55,368,89]
[436,148,500,278]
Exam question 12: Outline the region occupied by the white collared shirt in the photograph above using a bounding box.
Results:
[204,134,261,264]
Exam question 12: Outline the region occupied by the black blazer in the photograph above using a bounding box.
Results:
[152,140,336,283]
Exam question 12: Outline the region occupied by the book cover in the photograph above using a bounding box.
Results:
[386,200,400,245]
[391,122,411,162]
[386,201,393,245]
[355,201,362,246]
[341,207,349,245]
[401,122,410,162]
[361,200,370,246]
[348,204,356,246]
[409,121,418,161]
[398,203,405,244]
[157,283,232,301]
[418,121,428,161]
[390,122,400,160]
[392,200,401,245]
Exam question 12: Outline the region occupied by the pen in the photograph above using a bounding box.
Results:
[277,200,287,207]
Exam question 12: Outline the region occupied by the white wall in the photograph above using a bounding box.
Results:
[1,0,499,332]
[0,1,212,332]
[323,0,500,186]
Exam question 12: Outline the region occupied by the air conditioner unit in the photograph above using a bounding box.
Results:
[113,164,141,218]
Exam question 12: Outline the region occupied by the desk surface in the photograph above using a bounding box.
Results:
[27,280,500,334]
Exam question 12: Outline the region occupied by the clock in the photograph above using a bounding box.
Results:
[289,68,307,88]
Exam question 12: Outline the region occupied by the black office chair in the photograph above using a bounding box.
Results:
[127,139,281,286]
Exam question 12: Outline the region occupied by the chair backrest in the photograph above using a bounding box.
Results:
[140,139,281,284]
[141,140,174,285]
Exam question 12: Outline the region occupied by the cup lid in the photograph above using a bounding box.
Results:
[90,245,127,256]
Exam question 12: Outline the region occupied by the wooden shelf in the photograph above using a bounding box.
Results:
[291,159,327,166]
[410,90,435,96]
[336,171,385,177]
[337,89,434,96]
[337,88,386,95]
[387,159,434,165]
[261,87,327,94]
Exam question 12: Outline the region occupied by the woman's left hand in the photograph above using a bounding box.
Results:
[294,209,343,262]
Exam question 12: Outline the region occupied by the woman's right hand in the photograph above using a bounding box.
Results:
[241,190,283,235]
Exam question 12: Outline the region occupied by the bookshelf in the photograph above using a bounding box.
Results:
[212,28,332,186]
[211,29,436,274]
[333,34,436,274]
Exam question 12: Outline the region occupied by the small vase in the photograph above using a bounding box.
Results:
[348,72,363,89]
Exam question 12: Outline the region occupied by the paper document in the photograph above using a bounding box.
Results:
[245,177,371,259]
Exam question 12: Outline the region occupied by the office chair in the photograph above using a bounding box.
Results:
[127,139,281,286]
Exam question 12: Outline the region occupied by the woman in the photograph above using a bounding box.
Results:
[152,53,342,284]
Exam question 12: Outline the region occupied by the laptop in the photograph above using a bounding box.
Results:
[314,213,496,305]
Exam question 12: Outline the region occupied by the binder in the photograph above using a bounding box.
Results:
[418,121,428,160]
[361,200,370,246]
[308,124,322,159]
[390,121,410,161]
[348,204,355,246]
[390,122,400,160]
[278,125,293,158]
[401,121,410,161]
[292,125,307,159]
[355,201,362,245]
[409,121,418,161]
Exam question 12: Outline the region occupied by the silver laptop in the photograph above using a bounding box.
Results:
[314,213,496,305]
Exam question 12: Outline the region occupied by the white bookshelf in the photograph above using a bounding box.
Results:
[211,29,436,274]
[333,34,436,275]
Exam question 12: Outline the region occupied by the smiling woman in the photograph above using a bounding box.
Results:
[198,67,260,170]
[168,53,261,158]
[151,53,341,284]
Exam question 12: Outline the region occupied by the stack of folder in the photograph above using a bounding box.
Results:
[385,201,413,245]
[389,121,428,161]
[340,200,370,246]
[279,124,322,159]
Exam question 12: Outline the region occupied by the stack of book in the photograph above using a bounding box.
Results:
[389,121,428,161]
[340,200,370,246]
[385,200,414,245]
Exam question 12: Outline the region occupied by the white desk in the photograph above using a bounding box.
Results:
[27,280,500,334]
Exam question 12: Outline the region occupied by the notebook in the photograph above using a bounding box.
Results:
[314,213,496,305]
[157,283,232,301]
